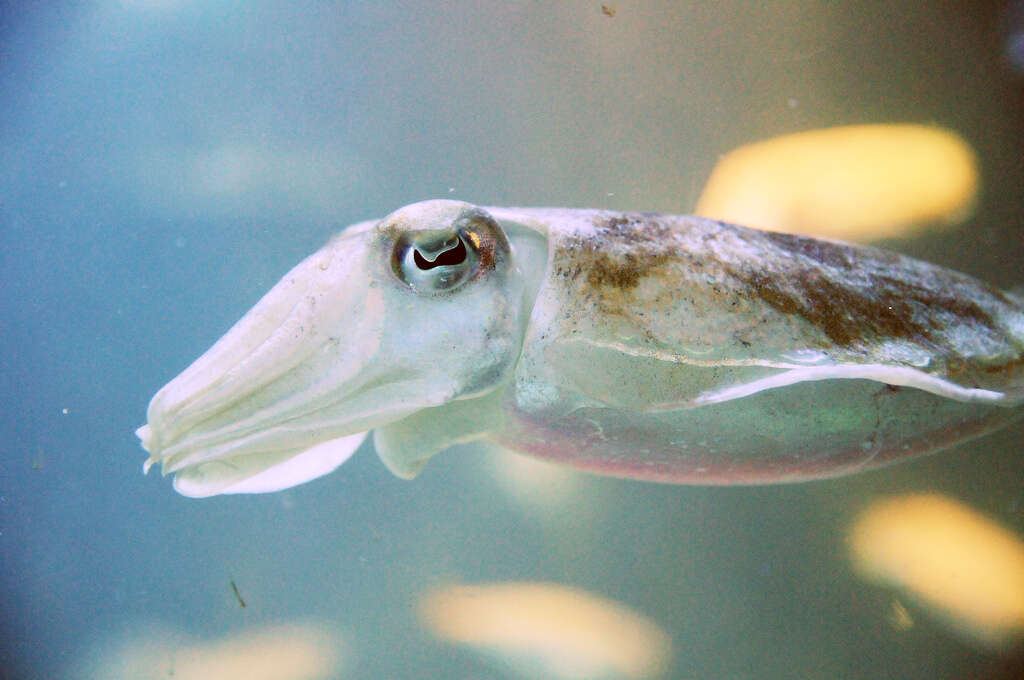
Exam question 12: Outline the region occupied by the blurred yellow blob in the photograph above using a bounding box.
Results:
[419,582,672,679]
[490,448,587,513]
[695,124,979,241]
[81,621,346,680]
[848,493,1024,649]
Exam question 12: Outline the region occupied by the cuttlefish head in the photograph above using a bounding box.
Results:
[137,200,528,497]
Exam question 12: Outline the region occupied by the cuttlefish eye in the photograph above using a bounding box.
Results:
[391,212,506,294]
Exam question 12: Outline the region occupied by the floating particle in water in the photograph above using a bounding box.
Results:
[230,579,247,608]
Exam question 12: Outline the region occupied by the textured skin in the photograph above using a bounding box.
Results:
[501,209,1024,395]
[486,208,1023,483]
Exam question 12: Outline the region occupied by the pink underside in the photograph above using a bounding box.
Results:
[492,408,1021,485]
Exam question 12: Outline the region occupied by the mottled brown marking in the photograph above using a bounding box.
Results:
[585,250,676,289]
[570,214,681,291]
[946,346,1024,387]
[745,271,802,316]
[555,213,1015,363]
[760,230,862,269]
[595,213,674,241]
[733,235,998,348]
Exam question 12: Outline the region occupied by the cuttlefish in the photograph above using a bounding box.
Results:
[137,200,1024,497]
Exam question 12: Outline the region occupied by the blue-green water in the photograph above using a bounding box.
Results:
[2,3,1022,678]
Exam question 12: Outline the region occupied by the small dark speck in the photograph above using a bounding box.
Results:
[230,579,247,608]
[601,4,616,17]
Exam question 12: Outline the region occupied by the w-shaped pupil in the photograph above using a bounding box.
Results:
[413,237,467,270]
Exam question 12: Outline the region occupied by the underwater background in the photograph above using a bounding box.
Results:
[2,2,1023,678]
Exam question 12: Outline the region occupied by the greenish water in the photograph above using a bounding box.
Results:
[1,2,1022,678]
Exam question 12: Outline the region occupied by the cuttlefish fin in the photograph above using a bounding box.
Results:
[374,389,507,479]
[692,364,1009,407]
[170,431,368,498]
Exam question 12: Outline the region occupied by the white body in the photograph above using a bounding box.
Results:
[137,201,1024,496]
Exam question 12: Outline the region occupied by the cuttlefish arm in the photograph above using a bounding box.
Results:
[137,218,381,495]
[139,202,536,496]
[138,201,1024,496]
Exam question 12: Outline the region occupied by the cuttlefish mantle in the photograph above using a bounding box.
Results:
[137,200,1024,497]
